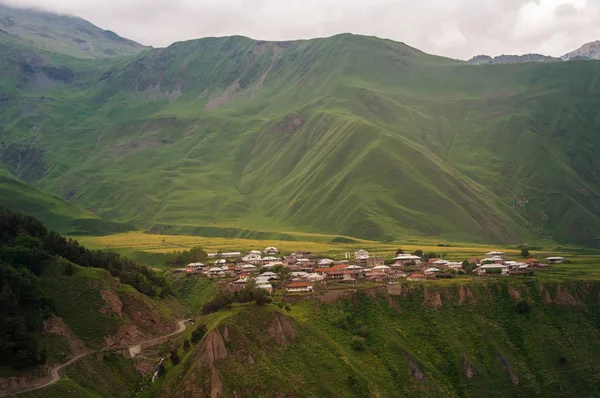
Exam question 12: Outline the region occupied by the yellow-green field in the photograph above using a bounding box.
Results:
[76,231,600,280]
[80,231,538,260]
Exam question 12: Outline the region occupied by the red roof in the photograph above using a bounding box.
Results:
[287,282,311,288]
[408,273,425,278]
[314,264,348,274]
[525,258,540,264]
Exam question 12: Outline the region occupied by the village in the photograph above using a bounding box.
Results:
[178,247,567,295]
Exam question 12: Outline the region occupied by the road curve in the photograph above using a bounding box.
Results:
[7,320,189,396]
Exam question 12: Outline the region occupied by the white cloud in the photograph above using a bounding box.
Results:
[2,0,600,59]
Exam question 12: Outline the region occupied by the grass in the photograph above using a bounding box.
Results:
[150,280,600,397]
[1,33,599,247]
[0,174,135,235]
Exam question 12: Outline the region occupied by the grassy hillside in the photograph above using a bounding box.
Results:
[1,33,599,245]
[149,280,600,397]
[0,174,134,235]
[0,4,146,58]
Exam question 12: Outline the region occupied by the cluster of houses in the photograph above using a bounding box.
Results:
[181,247,566,294]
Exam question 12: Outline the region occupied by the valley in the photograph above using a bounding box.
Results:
[1,3,600,397]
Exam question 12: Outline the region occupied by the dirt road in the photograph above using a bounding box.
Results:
[5,320,189,396]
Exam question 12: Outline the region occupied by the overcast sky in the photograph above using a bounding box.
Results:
[3,0,600,59]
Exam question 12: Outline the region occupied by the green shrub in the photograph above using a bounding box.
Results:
[350,336,366,351]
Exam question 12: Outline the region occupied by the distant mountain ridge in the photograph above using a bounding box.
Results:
[0,3,147,58]
[468,53,561,64]
[562,40,600,60]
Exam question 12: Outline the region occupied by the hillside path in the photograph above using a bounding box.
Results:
[6,319,189,396]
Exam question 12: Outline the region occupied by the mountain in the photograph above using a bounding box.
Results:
[562,40,600,61]
[0,18,600,245]
[0,3,147,58]
[468,53,562,64]
[0,171,135,235]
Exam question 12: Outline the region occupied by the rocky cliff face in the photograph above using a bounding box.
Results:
[468,53,562,64]
[562,40,600,60]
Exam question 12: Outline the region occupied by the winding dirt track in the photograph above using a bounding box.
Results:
[6,320,188,396]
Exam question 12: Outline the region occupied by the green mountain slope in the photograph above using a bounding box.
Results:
[149,282,600,397]
[1,31,600,245]
[0,3,146,58]
[0,172,134,235]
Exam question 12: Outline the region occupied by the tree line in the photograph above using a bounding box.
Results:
[0,207,172,369]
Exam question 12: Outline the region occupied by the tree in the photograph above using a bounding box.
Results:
[277,267,292,283]
[520,248,530,258]
[411,249,424,257]
[63,262,75,276]
[157,364,166,377]
[395,248,405,256]
[350,336,366,351]
[183,340,190,350]
[462,259,474,274]
[170,349,180,365]
[284,304,291,313]
[191,324,207,344]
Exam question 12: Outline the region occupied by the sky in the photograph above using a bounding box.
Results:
[3,0,600,59]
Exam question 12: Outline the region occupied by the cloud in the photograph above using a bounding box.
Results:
[2,0,600,59]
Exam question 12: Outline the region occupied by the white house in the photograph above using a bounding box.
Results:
[355,249,369,260]
[306,273,325,282]
[424,267,441,275]
[241,264,258,272]
[546,256,566,264]
[185,263,205,273]
[242,253,262,265]
[207,267,223,278]
[485,251,507,260]
[318,259,334,266]
[392,254,423,265]
[372,265,391,273]
[264,247,279,255]
[286,282,313,292]
[222,252,242,258]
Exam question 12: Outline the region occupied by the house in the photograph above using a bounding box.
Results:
[424,267,441,275]
[260,256,280,265]
[390,271,408,278]
[185,263,205,273]
[546,256,566,264]
[431,259,449,267]
[485,251,507,260]
[318,258,334,266]
[355,249,369,260]
[446,262,463,270]
[479,264,509,275]
[392,254,422,266]
[314,264,348,275]
[306,273,326,282]
[525,258,540,266]
[327,271,345,282]
[242,253,262,265]
[342,274,357,283]
[407,273,426,281]
[346,265,364,275]
[263,247,279,255]
[371,265,391,273]
[286,282,313,293]
[356,256,385,267]
[209,252,242,259]
[291,251,313,259]
[241,264,258,273]
[207,267,224,278]
[364,272,388,281]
